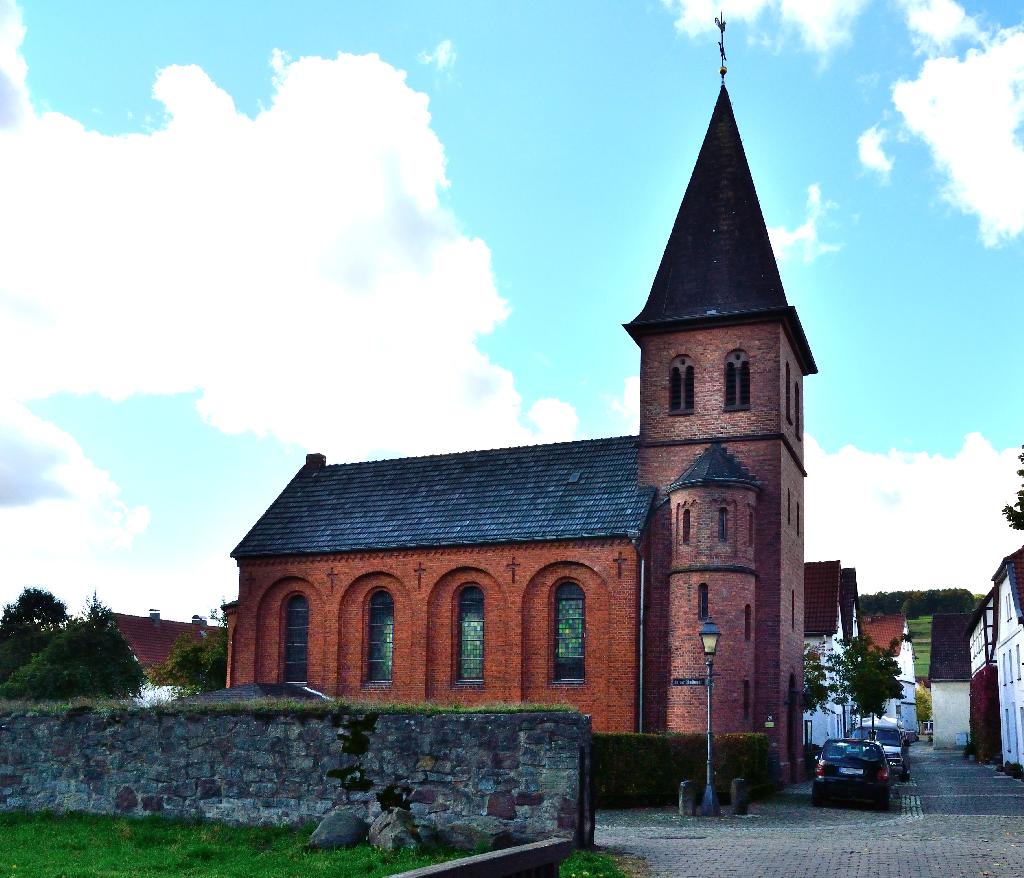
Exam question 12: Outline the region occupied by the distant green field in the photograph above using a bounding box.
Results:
[907,616,932,679]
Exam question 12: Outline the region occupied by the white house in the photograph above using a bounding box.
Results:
[994,546,1024,765]
[928,613,971,749]
[803,562,860,747]
[860,613,918,733]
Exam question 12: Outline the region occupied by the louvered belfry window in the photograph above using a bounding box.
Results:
[670,357,695,413]
[725,351,750,409]
[367,590,394,683]
[457,586,485,682]
[554,582,585,681]
[283,594,309,684]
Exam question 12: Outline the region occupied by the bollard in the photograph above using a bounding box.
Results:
[679,780,697,816]
[730,777,750,816]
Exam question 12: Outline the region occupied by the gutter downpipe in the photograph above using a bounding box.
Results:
[638,554,646,733]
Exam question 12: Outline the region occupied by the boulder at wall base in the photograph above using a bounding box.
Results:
[308,808,369,850]
[439,817,530,851]
[368,808,421,852]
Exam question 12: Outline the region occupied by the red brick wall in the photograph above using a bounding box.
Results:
[231,539,640,732]
[635,318,809,782]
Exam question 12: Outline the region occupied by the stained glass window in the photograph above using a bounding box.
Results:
[367,590,394,683]
[284,594,309,683]
[458,586,485,681]
[554,582,585,682]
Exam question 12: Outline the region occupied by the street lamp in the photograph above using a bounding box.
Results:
[698,618,721,816]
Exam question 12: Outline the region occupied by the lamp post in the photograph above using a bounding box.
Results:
[698,618,722,817]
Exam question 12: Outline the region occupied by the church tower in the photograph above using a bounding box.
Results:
[627,84,816,783]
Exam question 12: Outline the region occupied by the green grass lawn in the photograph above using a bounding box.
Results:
[0,812,625,878]
[907,616,932,679]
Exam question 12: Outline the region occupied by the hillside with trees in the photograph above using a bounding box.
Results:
[859,588,982,619]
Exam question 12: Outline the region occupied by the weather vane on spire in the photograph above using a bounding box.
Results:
[716,12,727,82]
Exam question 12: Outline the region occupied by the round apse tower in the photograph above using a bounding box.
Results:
[666,442,759,733]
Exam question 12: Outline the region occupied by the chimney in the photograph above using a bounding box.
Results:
[305,452,327,471]
[191,614,206,626]
[149,609,160,627]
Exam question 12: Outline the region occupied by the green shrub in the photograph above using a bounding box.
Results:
[593,732,771,807]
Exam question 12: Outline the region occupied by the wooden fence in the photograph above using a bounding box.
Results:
[391,838,574,878]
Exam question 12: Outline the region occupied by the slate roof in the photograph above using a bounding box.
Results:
[625,85,816,375]
[860,614,907,655]
[114,613,212,669]
[232,436,656,559]
[929,613,971,681]
[666,442,759,492]
[186,683,328,702]
[804,561,841,636]
[839,567,860,642]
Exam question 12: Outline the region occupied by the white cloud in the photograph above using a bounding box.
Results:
[418,39,456,72]
[806,432,1023,591]
[892,26,1024,246]
[857,125,894,178]
[0,401,150,593]
[768,183,842,262]
[0,30,576,461]
[661,0,870,54]
[609,376,641,434]
[0,0,28,129]
[898,0,981,54]
[527,398,580,445]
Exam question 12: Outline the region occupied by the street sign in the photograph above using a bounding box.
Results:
[671,677,707,686]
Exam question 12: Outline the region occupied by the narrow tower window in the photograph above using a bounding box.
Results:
[457,586,485,682]
[669,356,695,413]
[786,362,792,423]
[682,508,691,544]
[744,604,752,641]
[724,351,750,409]
[367,590,394,683]
[718,507,728,542]
[283,594,309,684]
[554,582,585,681]
[698,583,709,620]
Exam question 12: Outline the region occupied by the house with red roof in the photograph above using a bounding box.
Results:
[803,561,860,746]
[860,612,918,732]
[114,609,213,702]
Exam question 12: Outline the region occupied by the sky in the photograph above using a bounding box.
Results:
[1,0,1022,621]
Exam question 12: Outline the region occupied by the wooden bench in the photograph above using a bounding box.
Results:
[391,838,575,878]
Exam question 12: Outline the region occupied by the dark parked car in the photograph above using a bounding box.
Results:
[813,738,895,810]
[848,725,911,781]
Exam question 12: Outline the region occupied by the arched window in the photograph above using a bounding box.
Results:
[457,586,485,682]
[744,604,752,641]
[698,583,709,620]
[367,590,394,683]
[718,507,728,542]
[283,594,309,683]
[670,357,695,413]
[554,583,585,681]
[724,351,750,409]
[786,362,792,423]
[682,508,691,544]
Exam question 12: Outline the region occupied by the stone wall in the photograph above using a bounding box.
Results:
[0,707,589,845]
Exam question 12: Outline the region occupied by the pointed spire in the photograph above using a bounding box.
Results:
[626,85,816,374]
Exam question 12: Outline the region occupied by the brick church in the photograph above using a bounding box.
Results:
[225,83,816,782]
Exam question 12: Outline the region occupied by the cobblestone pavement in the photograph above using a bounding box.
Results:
[596,745,1024,877]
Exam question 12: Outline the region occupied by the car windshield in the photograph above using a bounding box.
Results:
[849,727,901,746]
[822,741,882,761]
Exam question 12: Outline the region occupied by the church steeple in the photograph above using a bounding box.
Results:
[626,85,816,374]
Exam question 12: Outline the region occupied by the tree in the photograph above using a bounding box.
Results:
[916,684,932,725]
[1004,446,1024,530]
[149,613,228,695]
[0,594,144,700]
[803,644,830,713]
[826,634,903,734]
[0,588,70,684]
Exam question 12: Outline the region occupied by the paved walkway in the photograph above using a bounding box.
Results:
[596,744,1024,877]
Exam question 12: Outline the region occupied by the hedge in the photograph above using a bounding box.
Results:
[593,732,772,807]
